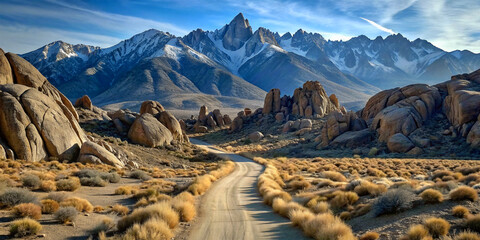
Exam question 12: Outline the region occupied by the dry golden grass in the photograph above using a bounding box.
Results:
[450,186,478,201]
[111,204,130,216]
[122,218,173,240]
[93,205,104,213]
[424,217,450,238]
[40,199,59,214]
[56,177,81,191]
[466,214,480,232]
[454,231,480,240]
[188,174,216,196]
[40,180,57,192]
[172,200,196,222]
[299,213,355,240]
[402,224,431,240]
[174,192,195,204]
[322,171,347,182]
[115,186,139,195]
[419,189,444,203]
[330,191,359,209]
[354,181,387,197]
[9,218,42,237]
[117,201,179,232]
[339,211,352,221]
[12,203,42,220]
[453,205,470,218]
[360,232,380,240]
[60,197,93,212]
[310,201,331,214]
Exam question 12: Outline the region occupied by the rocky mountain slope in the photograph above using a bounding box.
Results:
[21,13,480,112]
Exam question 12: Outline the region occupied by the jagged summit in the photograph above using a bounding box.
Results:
[220,13,253,51]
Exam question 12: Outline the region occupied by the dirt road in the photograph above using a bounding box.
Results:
[188,138,309,240]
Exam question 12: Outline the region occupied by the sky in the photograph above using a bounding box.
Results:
[1,0,479,54]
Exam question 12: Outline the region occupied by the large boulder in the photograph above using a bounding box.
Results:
[140,100,165,115]
[368,84,441,141]
[444,88,480,127]
[198,105,208,123]
[157,111,185,142]
[387,133,415,153]
[212,109,224,127]
[262,88,281,114]
[0,51,86,162]
[248,131,264,142]
[78,141,125,168]
[128,113,173,147]
[330,129,373,148]
[74,95,93,110]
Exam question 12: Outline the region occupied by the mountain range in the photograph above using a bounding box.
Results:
[21,13,480,112]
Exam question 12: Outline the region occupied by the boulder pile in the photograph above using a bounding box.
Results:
[263,81,342,118]
[184,105,231,133]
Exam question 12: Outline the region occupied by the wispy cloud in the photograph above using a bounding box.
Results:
[360,17,395,35]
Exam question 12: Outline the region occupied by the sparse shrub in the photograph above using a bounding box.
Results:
[403,224,430,240]
[21,174,41,189]
[453,205,470,218]
[40,199,59,214]
[12,203,42,220]
[354,181,387,197]
[262,189,292,206]
[60,197,93,212]
[419,189,444,203]
[351,203,371,217]
[174,192,195,204]
[129,170,152,181]
[466,215,480,232]
[172,200,196,222]
[40,180,57,192]
[135,198,149,208]
[122,218,173,240]
[115,186,139,195]
[360,232,380,240]
[9,218,42,237]
[54,207,77,223]
[112,204,129,216]
[373,189,415,216]
[322,171,347,182]
[80,176,107,187]
[44,192,68,203]
[454,231,480,240]
[368,147,379,157]
[188,174,216,196]
[93,205,104,213]
[311,201,331,214]
[288,179,311,190]
[117,201,179,232]
[330,191,359,209]
[339,211,352,220]
[92,217,115,235]
[450,186,478,201]
[0,188,38,207]
[56,178,81,191]
[301,213,355,239]
[424,217,450,237]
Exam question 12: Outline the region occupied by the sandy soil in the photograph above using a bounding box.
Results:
[187,139,308,240]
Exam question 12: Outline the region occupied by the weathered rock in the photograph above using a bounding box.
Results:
[444,88,480,127]
[6,149,14,160]
[229,116,243,132]
[330,129,373,148]
[78,141,125,168]
[198,105,208,122]
[195,126,208,133]
[128,114,173,147]
[293,81,339,117]
[299,119,312,129]
[282,121,294,133]
[140,100,165,115]
[407,147,424,155]
[262,89,281,114]
[0,49,13,85]
[467,114,480,147]
[157,111,184,142]
[74,95,93,110]
[244,108,252,116]
[223,115,232,125]
[387,133,414,153]
[206,115,217,129]
[248,131,264,142]
[0,145,5,159]
[212,109,224,127]
[275,112,284,122]
[108,110,137,127]
[179,119,187,131]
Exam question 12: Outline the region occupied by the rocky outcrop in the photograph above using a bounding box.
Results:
[0,50,86,162]
[78,141,125,168]
[248,131,264,142]
[189,106,231,133]
[74,95,93,110]
[221,13,253,51]
[108,109,138,133]
[330,129,373,148]
[140,100,165,115]
[262,81,340,118]
[365,84,441,142]
[320,111,368,146]
[387,133,414,153]
[128,113,173,147]
[157,111,188,143]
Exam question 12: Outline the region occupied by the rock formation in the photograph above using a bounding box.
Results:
[189,106,231,133]
[320,111,368,147]
[128,113,173,147]
[262,81,341,118]
[140,100,165,115]
[74,95,93,110]
[0,49,85,162]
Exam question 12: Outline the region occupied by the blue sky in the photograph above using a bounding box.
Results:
[1,0,479,54]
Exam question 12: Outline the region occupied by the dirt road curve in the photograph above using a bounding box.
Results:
[188,138,309,240]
